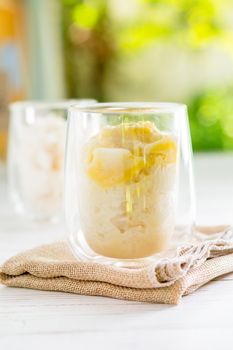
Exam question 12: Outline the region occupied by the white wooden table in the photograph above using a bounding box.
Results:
[1,153,233,350]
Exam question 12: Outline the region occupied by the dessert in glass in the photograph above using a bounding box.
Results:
[7,99,96,220]
[65,103,195,266]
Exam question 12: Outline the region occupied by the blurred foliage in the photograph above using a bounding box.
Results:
[188,85,233,151]
[60,0,233,151]
[117,0,227,53]
[60,0,114,101]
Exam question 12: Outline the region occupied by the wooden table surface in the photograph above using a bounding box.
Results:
[1,153,233,349]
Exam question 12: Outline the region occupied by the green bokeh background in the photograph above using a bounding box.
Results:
[59,0,233,151]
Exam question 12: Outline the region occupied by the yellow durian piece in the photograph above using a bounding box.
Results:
[146,136,177,165]
[99,121,161,147]
[87,148,145,188]
[85,121,177,187]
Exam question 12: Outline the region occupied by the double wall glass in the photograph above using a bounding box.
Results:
[8,99,96,220]
[65,103,195,266]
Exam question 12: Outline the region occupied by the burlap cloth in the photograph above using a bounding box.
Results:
[1,226,233,305]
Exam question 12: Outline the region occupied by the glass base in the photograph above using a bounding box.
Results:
[68,226,193,268]
[10,193,62,223]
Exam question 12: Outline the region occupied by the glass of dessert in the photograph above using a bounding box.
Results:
[7,99,96,221]
[65,102,195,266]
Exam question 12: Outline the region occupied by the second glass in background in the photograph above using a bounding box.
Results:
[7,99,96,221]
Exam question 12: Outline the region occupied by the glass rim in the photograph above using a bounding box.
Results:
[9,99,96,111]
[69,102,187,115]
